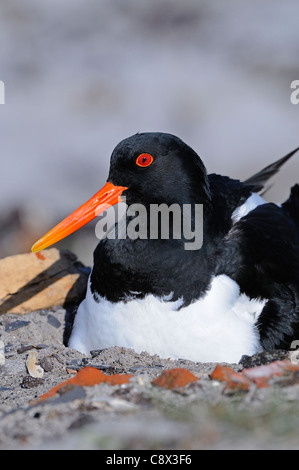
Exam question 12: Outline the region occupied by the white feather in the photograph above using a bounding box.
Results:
[68,274,266,363]
[232,193,267,223]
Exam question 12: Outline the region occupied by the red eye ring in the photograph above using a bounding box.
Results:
[136,153,154,167]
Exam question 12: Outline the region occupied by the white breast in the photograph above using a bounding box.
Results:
[68,274,266,363]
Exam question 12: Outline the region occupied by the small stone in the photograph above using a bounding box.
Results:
[26,351,44,378]
[5,320,30,332]
[32,367,134,404]
[210,365,250,391]
[17,344,49,354]
[21,376,44,389]
[242,360,299,389]
[152,368,198,390]
[90,349,106,358]
[39,356,53,372]
[17,344,35,354]
[47,314,61,329]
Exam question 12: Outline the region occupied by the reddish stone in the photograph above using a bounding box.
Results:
[152,368,198,390]
[210,365,250,391]
[32,367,134,404]
[210,360,299,392]
[243,360,299,388]
[105,373,134,385]
[71,367,107,386]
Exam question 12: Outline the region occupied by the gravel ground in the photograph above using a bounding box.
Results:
[1,306,299,450]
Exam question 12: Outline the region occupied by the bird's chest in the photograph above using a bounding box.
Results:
[68,274,266,363]
[90,237,215,305]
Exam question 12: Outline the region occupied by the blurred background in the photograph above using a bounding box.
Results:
[0,0,298,266]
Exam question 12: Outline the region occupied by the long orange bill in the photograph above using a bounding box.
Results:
[31,182,128,252]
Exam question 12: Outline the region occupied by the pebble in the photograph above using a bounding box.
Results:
[152,368,199,390]
[0,340,5,366]
[17,344,49,354]
[21,376,44,389]
[17,344,36,354]
[26,351,44,378]
[39,356,53,372]
[47,314,61,329]
[5,320,30,332]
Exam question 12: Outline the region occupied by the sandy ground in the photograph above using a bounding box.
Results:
[1,305,299,450]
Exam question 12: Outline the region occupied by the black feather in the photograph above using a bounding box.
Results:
[243,147,299,193]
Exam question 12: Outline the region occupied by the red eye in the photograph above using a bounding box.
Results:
[136,153,154,167]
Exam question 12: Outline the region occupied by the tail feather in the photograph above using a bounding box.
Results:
[243,147,299,194]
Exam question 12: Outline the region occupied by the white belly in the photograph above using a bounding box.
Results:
[68,274,266,363]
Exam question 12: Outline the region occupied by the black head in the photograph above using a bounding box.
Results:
[107,132,211,206]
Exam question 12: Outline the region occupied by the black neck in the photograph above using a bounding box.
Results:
[90,203,224,306]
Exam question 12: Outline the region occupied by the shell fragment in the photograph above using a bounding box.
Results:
[26,351,44,378]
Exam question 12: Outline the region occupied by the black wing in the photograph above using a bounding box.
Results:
[216,203,299,350]
[243,147,299,193]
[208,148,299,226]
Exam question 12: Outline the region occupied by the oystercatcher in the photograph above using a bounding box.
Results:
[32,133,299,362]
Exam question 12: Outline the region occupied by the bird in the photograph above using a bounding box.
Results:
[31,133,299,363]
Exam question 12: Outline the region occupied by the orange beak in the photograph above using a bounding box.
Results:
[31,182,128,252]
